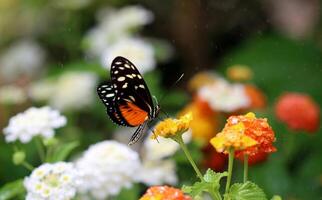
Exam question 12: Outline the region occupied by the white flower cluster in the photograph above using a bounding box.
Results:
[29,71,98,111]
[0,85,27,105]
[24,162,79,200]
[75,141,141,199]
[3,107,66,143]
[137,132,191,186]
[84,6,156,73]
[198,78,250,112]
[0,39,46,81]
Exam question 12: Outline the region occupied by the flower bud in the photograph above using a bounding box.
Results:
[13,151,26,165]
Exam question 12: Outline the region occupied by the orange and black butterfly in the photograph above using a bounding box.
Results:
[97,56,160,145]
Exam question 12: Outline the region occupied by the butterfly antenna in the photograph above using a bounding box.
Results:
[159,73,184,103]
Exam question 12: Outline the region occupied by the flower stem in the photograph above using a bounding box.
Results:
[225,148,235,195]
[22,161,34,171]
[35,137,45,162]
[243,154,249,183]
[174,135,204,181]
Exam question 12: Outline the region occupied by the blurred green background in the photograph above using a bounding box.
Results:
[0,0,321,199]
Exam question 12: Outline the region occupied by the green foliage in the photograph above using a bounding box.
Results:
[0,179,24,200]
[182,169,227,199]
[227,181,267,200]
[46,141,79,162]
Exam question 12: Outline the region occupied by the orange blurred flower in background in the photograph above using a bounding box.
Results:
[226,64,253,81]
[180,97,218,143]
[187,71,217,93]
[140,186,192,200]
[275,92,320,133]
[244,84,266,109]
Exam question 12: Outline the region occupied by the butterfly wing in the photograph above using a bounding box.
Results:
[97,82,133,127]
[110,56,154,126]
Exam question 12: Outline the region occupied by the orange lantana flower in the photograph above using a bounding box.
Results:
[227,112,276,158]
[140,186,192,200]
[244,84,266,109]
[226,64,253,81]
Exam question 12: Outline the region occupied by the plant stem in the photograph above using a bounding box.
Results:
[174,135,204,181]
[225,148,235,194]
[243,154,249,183]
[22,161,34,171]
[35,137,45,162]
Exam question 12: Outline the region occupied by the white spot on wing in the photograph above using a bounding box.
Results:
[117,77,125,81]
[124,64,131,68]
[114,71,119,74]
[106,93,114,98]
[119,67,125,70]
[126,74,133,79]
[139,84,145,89]
[122,83,128,88]
[115,61,122,65]
[137,75,142,79]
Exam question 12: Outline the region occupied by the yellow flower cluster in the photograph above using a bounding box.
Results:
[152,112,192,139]
[210,114,258,153]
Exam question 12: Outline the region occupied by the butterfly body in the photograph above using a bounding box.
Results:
[97,56,160,145]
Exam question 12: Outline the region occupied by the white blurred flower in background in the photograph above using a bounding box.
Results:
[0,85,27,105]
[102,37,155,73]
[198,78,250,112]
[75,141,141,199]
[24,162,79,200]
[3,107,66,143]
[0,39,46,81]
[84,5,153,57]
[29,80,56,102]
[137,131,191,186]
[49,71,97,111]
[138,159,177,186]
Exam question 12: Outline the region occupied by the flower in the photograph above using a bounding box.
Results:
[198,78,250,112]
[226,64,253,81]
[210,119,258,153]
[75,141,141,199]
[152,113,192,139]
[140,186,192,200]
[24,162,79,200]
[84,5,153,57]
[138,159,178,186]
[49,71,98,111]
[187,71,218,92]
[275,92,320,132]
[0,85,27,104]
[202,144,227,172]
[244,84,266,109]
[101,37,155,73]
[143,131,191,161]
[29,80,56,102]
[0,39,46,81]
[237,151,268,166]
[179,98,218,142]
[225,112,277,158]
[3,107,66,143]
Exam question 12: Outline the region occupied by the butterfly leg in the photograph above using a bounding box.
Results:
[128,121,148,145]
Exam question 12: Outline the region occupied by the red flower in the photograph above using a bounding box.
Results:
[202,144,227,171]
[140,186,192,200]
[275,92,320,133]
[236,151,268,165]
[244,84,266,109]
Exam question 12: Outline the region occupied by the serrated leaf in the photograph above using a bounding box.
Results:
[182,169,227,199]
[0,179,24,200]
[48,141,79,162]
[228,181,267,200]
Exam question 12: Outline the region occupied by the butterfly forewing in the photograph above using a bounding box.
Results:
[110,56,154,115]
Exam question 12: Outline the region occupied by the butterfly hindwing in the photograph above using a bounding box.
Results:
[97,82,132,127]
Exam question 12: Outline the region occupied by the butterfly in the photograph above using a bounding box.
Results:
[97,56,160,145]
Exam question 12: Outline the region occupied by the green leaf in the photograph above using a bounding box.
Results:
[182,169,227,199]
[228,181,267,200]
[0,179,25,200]
[48,141,79,162]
